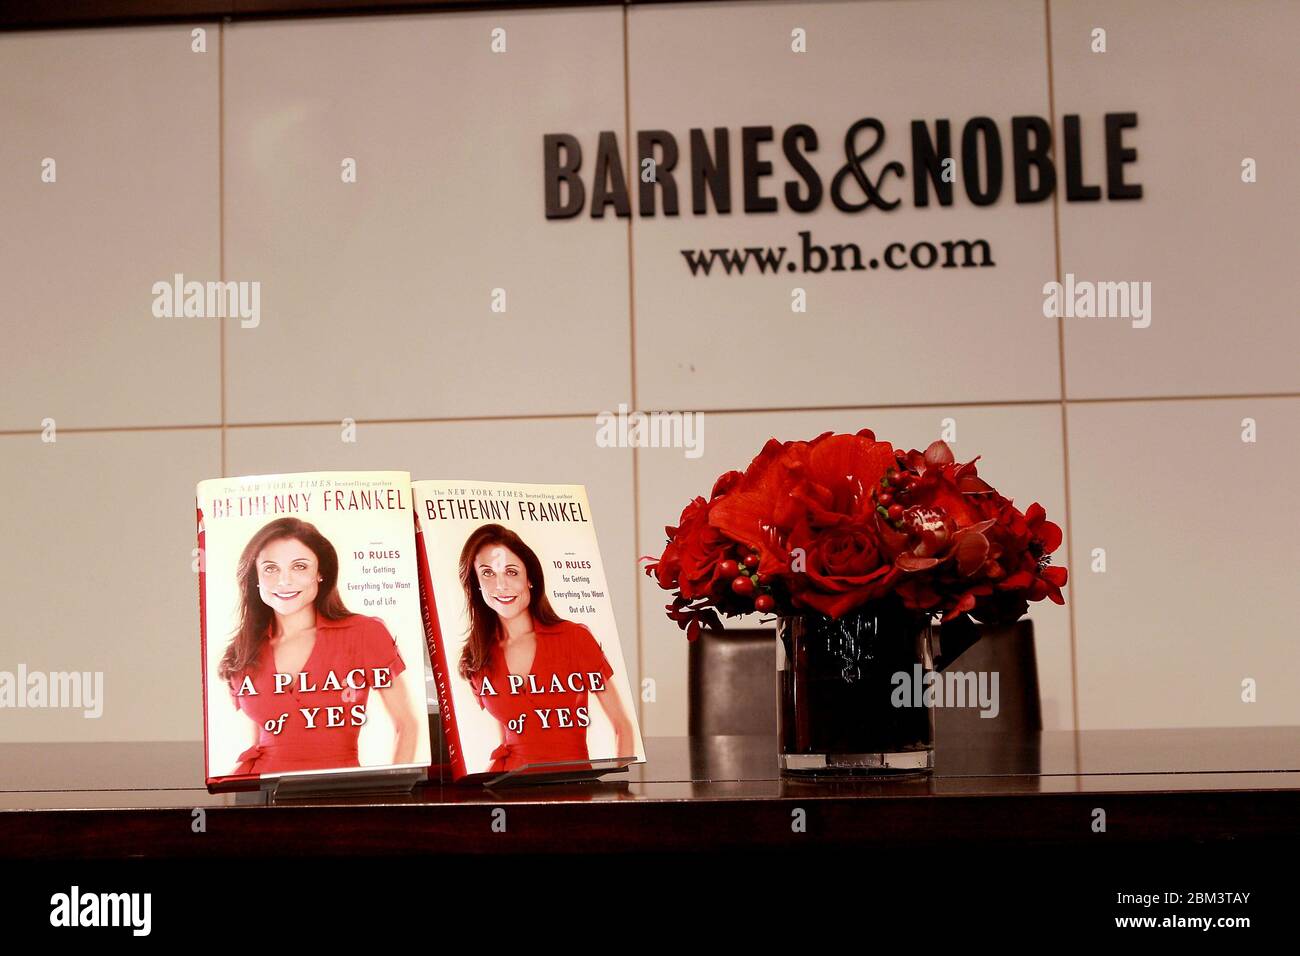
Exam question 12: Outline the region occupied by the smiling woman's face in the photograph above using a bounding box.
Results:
[256,537,320,618]
[474,543,531,622]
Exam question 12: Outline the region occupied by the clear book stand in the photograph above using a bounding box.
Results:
[266,765,426,801]
[479,755,635,788]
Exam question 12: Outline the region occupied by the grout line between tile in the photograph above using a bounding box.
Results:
[218,18,228,477]
[623,4,646,733]
[0,424,224,437]
[1044,0,1082,763]
[3,392,1297,439]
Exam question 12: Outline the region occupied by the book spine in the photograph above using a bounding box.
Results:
[199,501,261,794]
[414,510,469,782]
[199,503,212,789]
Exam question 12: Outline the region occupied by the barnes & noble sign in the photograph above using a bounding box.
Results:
[543,114,1142,275]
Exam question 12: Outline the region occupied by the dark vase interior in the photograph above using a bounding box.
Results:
[778,605,935,775]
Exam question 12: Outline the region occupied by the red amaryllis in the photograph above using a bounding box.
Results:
[710,431,894,567]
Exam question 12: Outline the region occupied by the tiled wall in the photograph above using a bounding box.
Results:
[1,0,1296,743]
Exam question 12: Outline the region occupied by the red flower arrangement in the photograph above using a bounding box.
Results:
[644,429,1067,640]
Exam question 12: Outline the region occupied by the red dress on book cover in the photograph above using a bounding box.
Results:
[469,618,614,773]
[228,614,407,776]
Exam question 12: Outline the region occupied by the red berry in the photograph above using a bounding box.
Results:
[887,504,904,521]
[878,491,893,506]
[731,575,755,597]
[718,560,739,578]
[755,594,775,613]
[743,553,759,570]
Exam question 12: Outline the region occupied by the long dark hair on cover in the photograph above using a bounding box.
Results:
[218,517,351,682]
[457,523,561,681]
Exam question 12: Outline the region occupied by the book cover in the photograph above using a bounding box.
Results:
[197,471,431,792]
[413,480,645,782]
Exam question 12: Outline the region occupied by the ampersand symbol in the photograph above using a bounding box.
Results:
[831,118,903,212]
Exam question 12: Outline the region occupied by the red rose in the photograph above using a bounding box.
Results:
[656,496,736,601]
[790,521,898,618]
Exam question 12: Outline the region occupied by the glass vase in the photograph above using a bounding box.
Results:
[777,605,936,776]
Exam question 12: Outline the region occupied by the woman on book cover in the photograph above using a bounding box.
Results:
[458,523,636,774]
[218,517,419,776]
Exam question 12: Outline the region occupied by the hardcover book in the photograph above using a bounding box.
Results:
[413,480,645,783]
[197,471,432,793]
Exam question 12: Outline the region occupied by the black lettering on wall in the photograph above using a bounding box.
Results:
[782,124,822,212]
[1063,114,1102,202]
[1010,115,1055,203]
[911,119,954,207]
[1104,111,1142,200]
[690,127,732,215]
[637,130,680,216]
[591,131,631,218]
[543,134,584,219]
[961,117,1003,206]
[741,126,778,213]
[544,113,1142,220]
